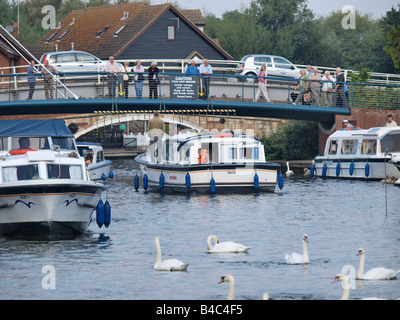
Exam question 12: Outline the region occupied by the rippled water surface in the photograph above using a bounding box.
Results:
[1,159,399,300]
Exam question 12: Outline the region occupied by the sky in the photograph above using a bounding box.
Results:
[152,0,400,19]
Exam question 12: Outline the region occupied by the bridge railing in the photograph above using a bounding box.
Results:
[0,70,399,110]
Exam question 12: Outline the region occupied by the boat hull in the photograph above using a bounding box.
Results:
[0,181,102,236]
[136,155,279,194]
[87,161,112,181]
[314,157,400,180]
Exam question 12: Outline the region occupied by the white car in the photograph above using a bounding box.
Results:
[236,54,301,81]
[39,50,107,75]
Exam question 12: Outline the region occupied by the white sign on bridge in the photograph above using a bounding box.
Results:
[170,76,199,100]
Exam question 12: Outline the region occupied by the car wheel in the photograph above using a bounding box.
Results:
[245,72,257,83]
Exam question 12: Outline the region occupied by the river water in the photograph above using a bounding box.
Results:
[0,159,399,300]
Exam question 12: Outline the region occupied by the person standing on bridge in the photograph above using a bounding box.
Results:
[105,56,119,98]
[254,65,271,103]
[148,61,159,99]
[308,67,322,106]
[26,60,37,100]
[186,60,199,74]
[147,111,165,163]
[293,69,309,105]
[42,60,59,100]
[118,61,132,98]
[334,68,345,107]
[199,59,212,100]
[133,60,145,99]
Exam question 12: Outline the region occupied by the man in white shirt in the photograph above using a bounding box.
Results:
[199,59,212,99]
[105,56,119,98]
[386,114,398,127]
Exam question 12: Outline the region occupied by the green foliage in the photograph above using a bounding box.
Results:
[260,121,319,160]
[348,68,371,83]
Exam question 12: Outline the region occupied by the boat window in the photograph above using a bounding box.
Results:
[11,137,47,150]
[239,147,258,160]
[96,151,104,162]
[380,132,400,153]
[220,144,237,162]
[2,165,39,182]
[341,140,358,154]
[362,140,377,154]
[179,148,190,164]
[202,143,219,163]
[47,164,82,179]
[0,137,8,151]
[51,137,76,150]
[328,141,338,155]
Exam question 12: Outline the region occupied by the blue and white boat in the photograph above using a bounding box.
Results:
[76,142,113,181]
[135,131,282,194]
[314,126,400,180]
[0,120,105,236]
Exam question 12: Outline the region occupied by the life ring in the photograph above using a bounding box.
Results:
[213,133,233,138]
[9,149,38,155]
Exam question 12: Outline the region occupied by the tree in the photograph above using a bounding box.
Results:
[382,5,400,71]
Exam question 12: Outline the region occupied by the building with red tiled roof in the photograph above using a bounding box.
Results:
[39,2,232,61]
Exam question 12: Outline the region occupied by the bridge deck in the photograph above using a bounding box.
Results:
[0,98,350,123]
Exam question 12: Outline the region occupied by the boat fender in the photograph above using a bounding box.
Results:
[9,149,38,155]
[310,162,315,179]
[349,161,354,176]
[254,173,259,192]
[134,174,140,191]
[159,172,164,191]
[96,199,104,228]
[109,171,114,179]
[210,177,216,194]
[143,174,149,191]
[102,173,107,181]
[185,172,191,190]
[322,163,327,178]
[278,172,284,190]
[104,200,111,228]
[336,160,341,177]
[365,162,370,177]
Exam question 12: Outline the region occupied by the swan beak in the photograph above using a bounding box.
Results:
[331,277,339,284]
[218,277,225,284]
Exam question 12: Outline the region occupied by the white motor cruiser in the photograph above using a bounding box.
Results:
[0,120,106,236]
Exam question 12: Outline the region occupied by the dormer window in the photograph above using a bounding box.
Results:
[96,26,109,38]
[113,25,126,37]
[45,32,57,43]
[56,30,69,41]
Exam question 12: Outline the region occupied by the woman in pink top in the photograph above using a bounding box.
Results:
[254,65,271,103]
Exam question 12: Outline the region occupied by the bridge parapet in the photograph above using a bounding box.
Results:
[0,71,399,111]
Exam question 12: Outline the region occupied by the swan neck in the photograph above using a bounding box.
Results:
[302,239,309,263]
[207,235,218,251]
[155,237,161,266]
[341,277,351,300]
[357,253,365,279]
[227,278,235,300]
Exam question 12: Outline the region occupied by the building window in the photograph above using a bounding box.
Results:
[167,25,175,41]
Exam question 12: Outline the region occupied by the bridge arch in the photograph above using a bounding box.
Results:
[73,113,203,139]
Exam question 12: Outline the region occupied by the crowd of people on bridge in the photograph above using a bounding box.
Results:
[22,58,371,110]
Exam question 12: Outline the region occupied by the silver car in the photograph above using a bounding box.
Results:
[236,54,301,81]
[39,50,107,74]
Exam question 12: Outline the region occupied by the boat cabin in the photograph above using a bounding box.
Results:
[157,133,265,165]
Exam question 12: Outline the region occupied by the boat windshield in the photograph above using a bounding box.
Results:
[380,132,400,153]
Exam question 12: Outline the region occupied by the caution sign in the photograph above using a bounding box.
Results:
[170,76,199,99]
[117,74,125,99]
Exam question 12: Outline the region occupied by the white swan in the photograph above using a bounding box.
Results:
[285,234,309,264]
[286,161,294,176]
[218,274,235,300]
[332,273,351,300]
[356,248,399,280]
[153,236,189,271]
[206,235,250,253]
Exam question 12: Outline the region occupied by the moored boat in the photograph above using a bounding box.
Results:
[0,120,106,236]
[135,131,282,194]
[314,126,400,180]
[76,142,113,181]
